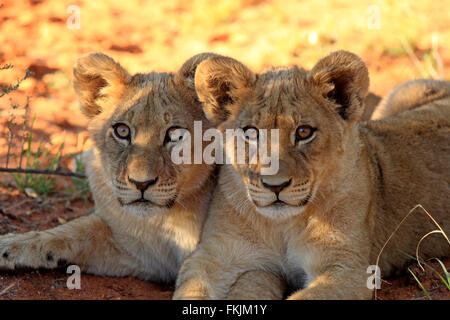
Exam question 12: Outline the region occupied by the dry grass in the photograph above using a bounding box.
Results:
[374,205,450,299]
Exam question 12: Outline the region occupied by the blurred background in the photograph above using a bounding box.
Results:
[0,0,449,300]
[1,0,449,154]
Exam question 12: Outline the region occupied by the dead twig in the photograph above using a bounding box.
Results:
[1,198,31,212]
[0,207,20,221]
[0,167,85,178]
[0,69,34,98]
[0,206,26,222]
[0,282,17,296]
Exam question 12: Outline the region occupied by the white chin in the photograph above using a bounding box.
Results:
[255,204,306,220]
[123,203,167,218]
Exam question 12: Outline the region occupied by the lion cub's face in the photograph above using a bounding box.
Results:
[73,53,216,217]
[195,51,369,219]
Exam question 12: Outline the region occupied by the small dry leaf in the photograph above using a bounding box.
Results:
[24,188,39,198]
[57,217,67,224]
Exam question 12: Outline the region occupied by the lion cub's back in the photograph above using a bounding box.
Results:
[365,105,450,262]
[367,104,449,201]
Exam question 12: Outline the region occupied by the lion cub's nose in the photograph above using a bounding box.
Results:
[261,177,291,194]
[128,177,158,191]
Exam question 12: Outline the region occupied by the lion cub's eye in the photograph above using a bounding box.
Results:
[295,125,316,142]
[243,126,259,141]
[165,127,188,143]
[113,123,131,140]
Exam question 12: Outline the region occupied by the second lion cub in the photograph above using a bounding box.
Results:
[174,51,450,299]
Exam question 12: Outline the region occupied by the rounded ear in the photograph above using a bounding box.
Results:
[194,56,256,126]
[309,50,369,122]
[174,52,224,92]
[73,52,131,118]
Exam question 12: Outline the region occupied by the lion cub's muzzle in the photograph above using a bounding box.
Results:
[113,175,178,209]
[248,176,312,208]
[128,176,158,192]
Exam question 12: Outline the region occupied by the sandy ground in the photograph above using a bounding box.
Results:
[0,0,449,300]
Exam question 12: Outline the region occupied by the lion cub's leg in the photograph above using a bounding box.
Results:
[174,252,232,300]
[173,227,282,300]
[0,214,135,275]
[286,265,373,300]
[175,258,285,300]
[173,236,274,300]
[226,270,286,300]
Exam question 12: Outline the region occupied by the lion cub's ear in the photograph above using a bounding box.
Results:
[309,50,369,122]
[73,52,131,118]
[175,52,224,93]
[194,56,256,125]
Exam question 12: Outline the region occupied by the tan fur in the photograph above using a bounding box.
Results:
[173,51,450,299]
[371,78,450,120]
[0,52,220,283]
[362,92,382,120]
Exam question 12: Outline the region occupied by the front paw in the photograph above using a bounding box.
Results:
[0,232,62,270]
[173,295,209,300]
[173,280,210,300]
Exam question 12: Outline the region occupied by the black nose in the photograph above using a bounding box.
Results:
[128,177,158,192]
[262,179,291,194]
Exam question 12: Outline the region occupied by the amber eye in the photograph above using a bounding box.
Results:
[243,126,259,141]
[113,123,131,140]
[165,127,188,143]
[295,125,315,142]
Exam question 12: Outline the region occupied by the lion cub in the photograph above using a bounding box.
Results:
[0,52,219,282]
[173,51,450,299]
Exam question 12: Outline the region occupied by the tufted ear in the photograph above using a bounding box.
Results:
[174,52,225,93]
[308,50,369,122]
[73,52,131,118]
[194,56,256,126]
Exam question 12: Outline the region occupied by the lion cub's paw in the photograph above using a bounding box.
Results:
[0,232,64,270]
[173,280,210,300]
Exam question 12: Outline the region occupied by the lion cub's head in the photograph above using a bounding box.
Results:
[195,51,369,219]
[73,52,217,217]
